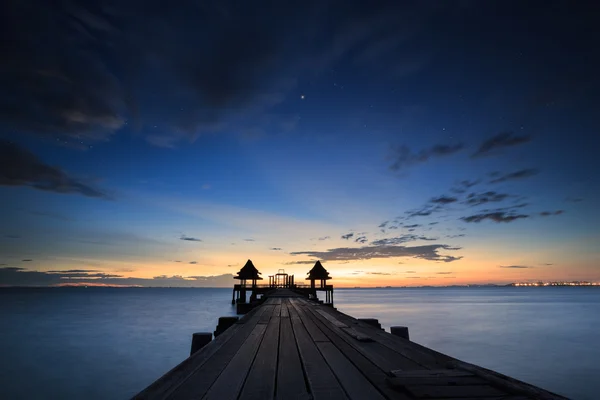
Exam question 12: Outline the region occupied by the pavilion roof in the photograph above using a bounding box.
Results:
[306,260,331,280]
[234,259,263,280]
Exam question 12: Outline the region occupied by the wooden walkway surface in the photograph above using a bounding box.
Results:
[134,289,567,400]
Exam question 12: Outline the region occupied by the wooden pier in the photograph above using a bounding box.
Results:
[231,260,334,314]
[134,288,567,400]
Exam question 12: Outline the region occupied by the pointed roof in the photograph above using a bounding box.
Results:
[234,259,263,280]
[306,260,331,280]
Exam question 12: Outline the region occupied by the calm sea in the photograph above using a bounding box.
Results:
[0,287,598,399]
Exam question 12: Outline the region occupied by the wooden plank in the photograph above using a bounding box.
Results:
[405,384,507,398]
[316,341,386,400]
[202,323,269,400]
[259,305,275,324]
[168,311,268,400]
[309,300,447,368]
[315,308,348,328]
[288,299,330,343]
[301,301,424,373]
[135,306,265,400]
[280,302,290,318]
[294,303,412,400]
[290,305,348,400]
[239,315,281,400]
[340,326,373,342]
[276,304,310,400]
[390,370,475,378]
[449,360,568,400]
[387,376,486,387]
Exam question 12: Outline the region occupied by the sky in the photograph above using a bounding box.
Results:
[1,0,599,287]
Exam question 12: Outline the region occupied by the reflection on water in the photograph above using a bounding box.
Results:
[0,287,597,399]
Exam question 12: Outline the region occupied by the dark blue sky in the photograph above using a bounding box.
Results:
[1,0,599,287]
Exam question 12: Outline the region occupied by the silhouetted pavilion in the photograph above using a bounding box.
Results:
[232,260,263,306]
[306,260,331,288]
[234,259,263,287]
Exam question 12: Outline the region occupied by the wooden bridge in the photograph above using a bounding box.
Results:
[134,289,567,400]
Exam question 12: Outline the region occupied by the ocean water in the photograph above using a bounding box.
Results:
[0,287,598,399]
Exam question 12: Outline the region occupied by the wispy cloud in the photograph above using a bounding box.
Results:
[0,141,110,199]
[270,247,282,251]
[389,143,464,172]
[341,233,354,240]
[282,260,318,265]
[461,211,529,223]
[354,236,368,244]
[436,271,453,274]
[318,236,330,241]
[450,179,480,194]
[539,210,564,217]
[472,132,531,158]
[290,244,462,263]
[499,265,533,269]
[465,191,510,206]
[371,234,437,246]
[243,238,256,242]
[489,168,539,184]
[180,235,202,242]
[430,196,458,204]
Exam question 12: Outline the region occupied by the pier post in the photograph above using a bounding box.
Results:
[359,318,382,330]
[190,332,212,355]
[390,326,410,340]
[214,316,239,337]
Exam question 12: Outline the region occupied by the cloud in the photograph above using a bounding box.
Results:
[489,168,539,184]
[243,238,255,242]
[430,196,458,204]
[436,272,453,274]
[318,236,330,241]
[21,259,33,262]
[47,269,101,273]
[465,191,510,206]
[450,179,480,194]
[366,272,392,275]
[180,235,202,242]
[403,224,421,229]
[341,233,354,240]
[405,271,416,273]
[0,267,234,287]
[290,243,462,263]
[270,247,282,251]
[539,210,564,217]
[282,260,318,265]
[446,234,465,238]
[371,234,438,246]
[378,221,389,228]
[565,197,583,203]
[5,235,20,239]
[461,211,528,223]
[389,143,464,172]
[499,265,533,269]
[0,141,110,198]
[472,132,531,158]
[189,261,197,264]
[354,236,368,244]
